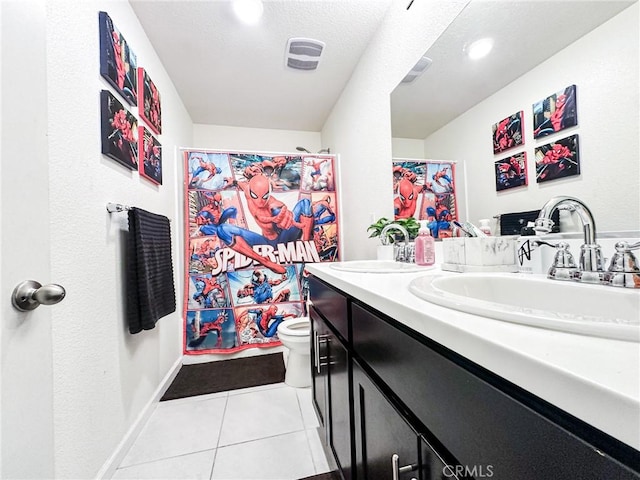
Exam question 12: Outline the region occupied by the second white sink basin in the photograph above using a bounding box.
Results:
[409,273,640,341]
[330,260,432,273]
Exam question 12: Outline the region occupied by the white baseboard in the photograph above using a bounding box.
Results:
[95,355,183,479]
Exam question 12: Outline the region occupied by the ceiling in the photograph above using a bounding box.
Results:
[130,0,394,132]
[131,0,635,136]
[390,0,636,139]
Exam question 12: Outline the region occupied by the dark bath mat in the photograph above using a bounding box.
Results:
[298,472,341,480]
[161,352,285,401]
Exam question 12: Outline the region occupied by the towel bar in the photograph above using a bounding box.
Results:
[106,202,131,213]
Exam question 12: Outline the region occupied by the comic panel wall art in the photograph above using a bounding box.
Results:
[495,151,528,191]
[183,150,340,354]
[138,126,162,185]
[392,160,459,239]
[533,85,577,139]
[137,67,162,135]
[100,90,138,170]
[492,111,524,154]
[99,11,137,106]
[535,134,580,183]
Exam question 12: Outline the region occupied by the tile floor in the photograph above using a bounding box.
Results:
[112,383,331,480]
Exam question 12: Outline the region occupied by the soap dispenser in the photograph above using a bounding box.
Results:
[415,220,435,266]
[479,219,493,236]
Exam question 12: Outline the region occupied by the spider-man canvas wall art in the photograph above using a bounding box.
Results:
[492,111,524,154]
[533,85,577,139]
[99,11,137,106]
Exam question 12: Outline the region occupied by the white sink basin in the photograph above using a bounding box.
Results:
[330,260,433,273]
[409,273,640,341]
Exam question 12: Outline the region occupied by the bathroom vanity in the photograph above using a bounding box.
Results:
[307,264,640,480]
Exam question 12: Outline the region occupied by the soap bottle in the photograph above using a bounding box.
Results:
[479,219,493,236]
[415,220,436,266]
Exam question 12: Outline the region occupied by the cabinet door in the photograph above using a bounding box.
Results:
[353,360,419,480]
[420,436,460,480]
[311,308,330,437]
[328,330,352,480]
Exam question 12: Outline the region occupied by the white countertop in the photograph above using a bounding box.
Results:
[306,261,640,451]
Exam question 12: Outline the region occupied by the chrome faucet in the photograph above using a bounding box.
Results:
[534,196,604,282]
[380,224,412,262]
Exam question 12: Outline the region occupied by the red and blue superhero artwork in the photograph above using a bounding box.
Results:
[492,111,524,154]
[187,273,231,309]
[183,150,340,354]
[231,154,302,192]
[235,303,304,343]
[186,309,237,350]
[99,12,137,106]
[227,265,301,306]
[495,152,528,191]
[187,151,232,190]
[422,194,455,239]
[138,68,162,135]
[392,160,459,239]
[533,85,577,139]
[302,156,334,191]
[139,126,162,185]
[100,90,139,170]
[534,134,580,183]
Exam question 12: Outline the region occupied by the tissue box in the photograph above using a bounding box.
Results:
[442,237,517,272]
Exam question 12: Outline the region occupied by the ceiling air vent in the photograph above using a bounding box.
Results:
[285,37,325,71]
[401,55,432,83]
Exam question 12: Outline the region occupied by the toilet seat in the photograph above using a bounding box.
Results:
[278,317,310,337]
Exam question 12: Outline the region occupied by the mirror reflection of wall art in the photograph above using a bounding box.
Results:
[533,84,577,139]
[137,67,162,135]
[98,11,137,106]
[392,160,458,239]
[100,90,138,170]
[495,152,528,191]
[535,134,580,183]
[492,111,524,154]
[138,126,162,185]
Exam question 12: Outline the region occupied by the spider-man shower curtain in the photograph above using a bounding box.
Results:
[182,149,340,354]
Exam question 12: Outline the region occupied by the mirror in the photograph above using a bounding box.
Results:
[390,0,638,234]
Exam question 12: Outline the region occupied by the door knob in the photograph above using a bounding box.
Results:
[11,280,66,312]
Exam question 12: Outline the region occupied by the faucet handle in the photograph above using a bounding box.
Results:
[605,241,640,288]
[607,241,640,273]
[547,241,579,281]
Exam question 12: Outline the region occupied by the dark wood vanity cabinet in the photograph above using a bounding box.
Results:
[309,275,640,480]
[309,277,352,480]
[353,359,454,480]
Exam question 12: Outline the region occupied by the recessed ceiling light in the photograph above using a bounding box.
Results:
[465,38,494,60]
[232,0,264,25]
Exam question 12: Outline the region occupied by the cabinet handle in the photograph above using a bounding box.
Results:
[391,454,416,480]
[315,333,329,373]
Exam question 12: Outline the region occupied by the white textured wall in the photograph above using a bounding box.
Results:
[391,137,425,159]
[423,4,640,232]
[193,124,322,154]
[321,0,469,260]
[44,1,192,477]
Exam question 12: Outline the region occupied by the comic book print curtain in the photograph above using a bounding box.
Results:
[392,159,458,238]
[183,149,340,354]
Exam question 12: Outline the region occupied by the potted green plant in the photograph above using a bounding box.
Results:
[367,216,420,244]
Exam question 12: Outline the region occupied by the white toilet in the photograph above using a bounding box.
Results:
[277,316,311,388]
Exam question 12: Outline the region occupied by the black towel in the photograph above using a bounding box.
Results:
[127,207,176,334]
[498,209,560,236]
